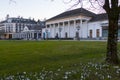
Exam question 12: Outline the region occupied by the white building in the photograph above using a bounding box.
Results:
[0,24,5,39]
[0,15,45,40]
[12,25,41,40]
[42,8,120,40]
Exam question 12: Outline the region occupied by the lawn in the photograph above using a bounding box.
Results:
[0,40,120,80]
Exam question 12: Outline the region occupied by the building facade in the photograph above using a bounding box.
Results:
[12,25,41,40]
[42,8,120,40]
[0,15,45,40]
[0,24,5,39]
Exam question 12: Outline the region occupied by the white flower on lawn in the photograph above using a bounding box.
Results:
[116,69,120,74]
[113,66,119,69]
[107,75,112,79]
[63,75,68,79]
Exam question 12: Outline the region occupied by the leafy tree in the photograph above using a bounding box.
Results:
[67,0,120,64]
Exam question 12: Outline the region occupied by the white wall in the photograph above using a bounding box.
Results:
[88,21,102,38]
[81,22,88,38]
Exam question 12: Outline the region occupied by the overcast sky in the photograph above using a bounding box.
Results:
[0,0,104,21]
[0,0,74,21]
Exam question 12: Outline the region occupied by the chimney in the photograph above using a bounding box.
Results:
[6,14,9,20]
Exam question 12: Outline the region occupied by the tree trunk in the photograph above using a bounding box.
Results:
[103,0,120,64]
[106,15,119,64]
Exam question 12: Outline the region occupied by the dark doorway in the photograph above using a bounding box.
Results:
[65,32,68,38]
[43,33,45,40]
[38,33,41,38]
[55,33,59,39]
[34,33,37,39]
[9,34,12,39]
[75,32,79,38]
[89,30,93,38]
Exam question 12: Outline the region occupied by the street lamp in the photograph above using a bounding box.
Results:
[59,27,62,40]
[76,25,80,40]
[45,29,48,40]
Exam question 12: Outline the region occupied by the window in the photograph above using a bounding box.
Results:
[96,29,100,37]
[89,30,92,38]
[102,30,108,37]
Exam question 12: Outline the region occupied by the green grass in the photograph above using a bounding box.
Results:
[0,40,119,79]
[0,40,106,72]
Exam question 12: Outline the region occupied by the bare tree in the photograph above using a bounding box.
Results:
[9,0,16,4]
[103,0,120,64]
[65,0,120,64]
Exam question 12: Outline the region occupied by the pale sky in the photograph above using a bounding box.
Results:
[0,0,76,21]
[0,0,104,21]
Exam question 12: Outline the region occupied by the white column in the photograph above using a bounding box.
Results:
[50,24,52,38]
[61,22,65,38]
[73,20,76,38]
[80,19,82,38]
[58,23,60,38]
[53,24,55,38]
[86,20,88,38]
[68,21,70,38]
[54,24,57,38]
[46,25,49,38]
[36,32,38,40]
[32,32,34,39]
[62,22,65,38]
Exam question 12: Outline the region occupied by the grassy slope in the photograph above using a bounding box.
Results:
[0,40,107,74]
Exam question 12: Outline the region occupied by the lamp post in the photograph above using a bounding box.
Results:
[76,25,80,40]
[59,27,62,40]
[45,29,48,40]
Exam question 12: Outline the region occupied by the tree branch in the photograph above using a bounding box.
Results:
[9,0,16,4]
[89,0,98,9]
[103,0,110,12]
[97,0,103,7]
[67,0,82,10]
[63,0,73,4]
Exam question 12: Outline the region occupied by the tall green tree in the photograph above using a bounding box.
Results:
[65,0,120,64]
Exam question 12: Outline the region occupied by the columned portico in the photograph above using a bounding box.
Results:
[42,8,120,40]
[45,18,89,39]
[12,30,41,40]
